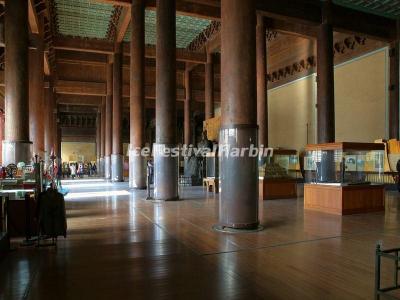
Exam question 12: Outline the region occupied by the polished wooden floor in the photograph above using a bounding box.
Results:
[1,179,400,299]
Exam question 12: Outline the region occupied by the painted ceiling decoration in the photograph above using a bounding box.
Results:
[54,0,211,48]
[54,0,114,39]
[333,0,400,19]
[123,10,211,48]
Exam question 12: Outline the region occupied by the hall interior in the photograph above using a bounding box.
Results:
[1,0,400,299]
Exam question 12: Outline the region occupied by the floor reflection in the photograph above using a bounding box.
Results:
[1,181,400,299]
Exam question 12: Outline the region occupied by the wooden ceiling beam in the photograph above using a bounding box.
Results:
[28,0,39,34]
[116,7,131,43]
[28,0,52,75]
[56,50,108,66]
[53,36,115,54]
[266,18,317,39]
[54,36,206,63]
[53,79,220,102]
[331,5,396,42]
[56,95,103,106]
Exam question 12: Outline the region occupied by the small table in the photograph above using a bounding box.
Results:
[203,177,219,193]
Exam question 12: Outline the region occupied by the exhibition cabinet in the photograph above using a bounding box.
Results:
[303,142,385,215]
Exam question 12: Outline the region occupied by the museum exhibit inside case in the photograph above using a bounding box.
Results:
[259,149,299,200]
[303,142,385,215]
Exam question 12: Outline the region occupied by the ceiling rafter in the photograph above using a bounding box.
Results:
[106,5,123,41]
[106,5,131,43]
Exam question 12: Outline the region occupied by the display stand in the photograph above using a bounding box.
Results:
[259,149,298,200]
[303,142,385,215]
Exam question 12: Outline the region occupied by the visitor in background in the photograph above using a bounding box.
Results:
[70,163,76,179]
[88,162,92,176]
[92,163,97,176]
[78,163,84,178]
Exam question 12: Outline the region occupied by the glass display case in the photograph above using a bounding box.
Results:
[259,149,299,200]
[303,142,385,215]
[260,149,299,179]
[304,143,384,185]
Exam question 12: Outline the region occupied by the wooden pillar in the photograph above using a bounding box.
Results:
[53,99,59,158]
[44,82,54,161]
[389,22,400,140]
[29,15,45,158]
[105,58,113,179]
[96,110,101,165]
[56,117,61,162]
[111,45,123,181]
[154,0,178,201]
[317,0,335,143]
[3,0,31,165]
[184,67,192,146]
[219,0,259,230]
[0,110,4,165]
[100,97,106,176]
[129,0,146,189]
[205,52,214,120]
[256,15,268,147]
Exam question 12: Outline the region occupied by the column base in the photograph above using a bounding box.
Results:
[212,224,263,233]
[129,146,146,189]
[2,140,32,165]
[219,125,259,229]
[111,154,123,182]
[104,156,111,180]
[153,143,179,201]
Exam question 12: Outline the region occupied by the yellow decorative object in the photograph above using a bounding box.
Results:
[203,116,221,142]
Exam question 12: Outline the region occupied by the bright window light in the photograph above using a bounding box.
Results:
[62,179,106,184]
[61,183,113,188]
[65,190,130,200]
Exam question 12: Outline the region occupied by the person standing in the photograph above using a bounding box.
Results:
[70,163,76,179]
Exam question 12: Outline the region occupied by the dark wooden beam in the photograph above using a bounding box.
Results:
[54,79,220,102]
[116,7,131,43]
[331,4,396,42]
[267,18,318,39]
[54,36,114,54]
[56,50,108,66]
[54,36,206,63]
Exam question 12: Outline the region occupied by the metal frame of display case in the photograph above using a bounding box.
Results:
[304,142,385,215]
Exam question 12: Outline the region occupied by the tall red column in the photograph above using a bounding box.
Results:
[389,21,400,140]
[0,110,4,165]
[29,14,45,158]
[256,15,268,148]
[44,81,55,163]
[100,97,106,176]
[184,67,192,146]
[219,0,259,230]
[3,0,32,165]
[96,110,101,168]
[154,0,178,200]
[104,58,113,179]
[111,45,123,182]
[129,0,146,189]
[205,52,214,120]
[317,0,335,143]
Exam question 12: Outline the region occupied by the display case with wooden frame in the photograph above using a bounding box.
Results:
[303,142,385,215]
[259,149,299,200]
